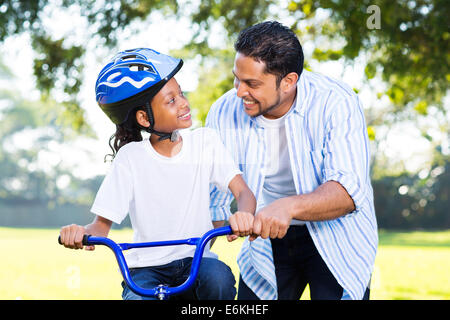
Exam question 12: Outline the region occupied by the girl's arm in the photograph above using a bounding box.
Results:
[59,215,112,250]
[212,221,225,228]
[227,175,257,241]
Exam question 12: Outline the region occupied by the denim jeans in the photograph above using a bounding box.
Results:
[121,257,236,300]
[238,225,370,300]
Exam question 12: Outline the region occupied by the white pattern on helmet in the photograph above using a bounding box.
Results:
[97,76,155,89]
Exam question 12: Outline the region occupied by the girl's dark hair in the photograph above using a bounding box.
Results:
[234,21,304,86]
[105,107,143,161]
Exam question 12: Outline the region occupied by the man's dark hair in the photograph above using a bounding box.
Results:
[234,21,304,86]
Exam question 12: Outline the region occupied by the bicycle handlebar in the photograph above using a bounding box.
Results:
[58,234,90,246]
[58,225,232,299]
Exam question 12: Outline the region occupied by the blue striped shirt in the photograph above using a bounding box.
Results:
[205,70,378,300]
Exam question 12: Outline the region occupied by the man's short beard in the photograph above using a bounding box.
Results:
[252,93,281,118]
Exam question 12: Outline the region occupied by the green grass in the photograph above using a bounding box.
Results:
[0,227,449,300]
[372,230,450,300]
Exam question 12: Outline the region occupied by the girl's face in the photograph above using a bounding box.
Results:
[148,77,192,132]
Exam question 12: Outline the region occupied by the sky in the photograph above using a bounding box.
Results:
[1,4,446,182]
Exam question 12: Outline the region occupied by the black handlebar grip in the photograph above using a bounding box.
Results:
[82,234,91,245]
[57,234,91,245]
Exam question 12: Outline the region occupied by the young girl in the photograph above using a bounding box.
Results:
[59,48,256,300]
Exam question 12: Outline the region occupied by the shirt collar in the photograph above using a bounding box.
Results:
[292,70,308,117]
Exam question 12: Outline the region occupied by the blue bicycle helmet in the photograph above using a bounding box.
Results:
[95,48,183,141]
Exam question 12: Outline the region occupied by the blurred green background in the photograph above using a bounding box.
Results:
[0,0,448,300]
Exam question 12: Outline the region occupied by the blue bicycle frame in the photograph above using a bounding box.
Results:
[59,225,232,300]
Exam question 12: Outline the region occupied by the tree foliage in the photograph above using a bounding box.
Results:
[0,0,449,229]
[373,154,450,229]
[290,0,449,117]
[0,63,98,207]
[1,0,448,123]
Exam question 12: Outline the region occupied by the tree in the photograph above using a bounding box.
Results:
[372,153,450,229]
[1,0,447,124]
[1,0,448,228]
[0,58,98,207]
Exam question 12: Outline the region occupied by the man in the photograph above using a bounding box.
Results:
[206,21,378,300]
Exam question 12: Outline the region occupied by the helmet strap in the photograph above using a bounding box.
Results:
[143,102,178,142]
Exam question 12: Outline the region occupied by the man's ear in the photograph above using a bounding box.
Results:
[135,110,150,127]
[281,72,299,92]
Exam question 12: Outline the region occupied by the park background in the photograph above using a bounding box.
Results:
[0,0,448,299]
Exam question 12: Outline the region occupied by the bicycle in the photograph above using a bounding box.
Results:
[58,225,232,300]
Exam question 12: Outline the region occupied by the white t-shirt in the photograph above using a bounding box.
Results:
[256,103,305,226]
[90,127,241,268]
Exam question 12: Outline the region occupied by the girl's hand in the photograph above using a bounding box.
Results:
[227,211,255,242]
[59,224,95,251]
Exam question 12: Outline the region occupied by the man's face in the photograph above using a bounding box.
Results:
[233,52,285,119]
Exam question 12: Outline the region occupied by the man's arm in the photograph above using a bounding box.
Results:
[290,180,355,221]
[251,181,355,240]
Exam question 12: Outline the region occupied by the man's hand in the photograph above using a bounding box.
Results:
[250,198,293,241]
[227,211,254,242]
